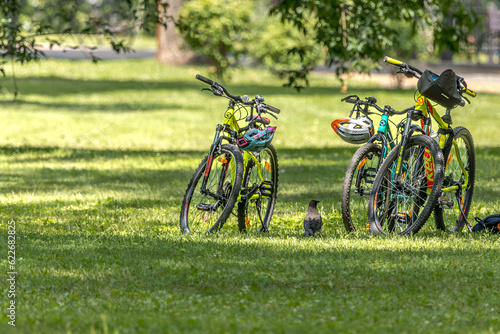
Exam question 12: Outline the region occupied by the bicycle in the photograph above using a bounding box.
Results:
[333,95,412,232]
[180,75,281,234]
[368,56,477,235]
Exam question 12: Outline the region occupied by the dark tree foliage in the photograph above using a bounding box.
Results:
[270,0,481,89]
[0,0,168,97]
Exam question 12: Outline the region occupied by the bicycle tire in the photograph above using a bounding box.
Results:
[237,144,278,233]
[368,135,444,235]
[341,143,382,232]
[434,127,475,232]
[180,144,243,234]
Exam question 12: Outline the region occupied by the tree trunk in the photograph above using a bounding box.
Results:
[156,0,194,65]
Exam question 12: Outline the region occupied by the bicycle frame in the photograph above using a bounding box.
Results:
[339,96,403,172]
[414,94,469,195]
[367,112,398,169]
[201,102,269,205]
[383,56,473,197]
[373,56,477,233]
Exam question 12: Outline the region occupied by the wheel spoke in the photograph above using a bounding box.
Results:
[237,145,278,233]
[180,145,243,234]
[369,136,444,235]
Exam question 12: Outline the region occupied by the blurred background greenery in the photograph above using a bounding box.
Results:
[2,0,500,92]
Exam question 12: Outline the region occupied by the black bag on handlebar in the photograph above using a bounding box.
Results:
[417,69,462,109]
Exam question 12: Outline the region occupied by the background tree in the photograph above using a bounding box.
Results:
[0,0,167,97]
[2,0,484,94]
[270,0,481,89]
[176,0,324,81]
[176,0,254,78]
[156,0,195,65]
[247,5,324,89]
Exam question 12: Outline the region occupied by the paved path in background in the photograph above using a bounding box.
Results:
[345,63,500,94]
[358,72,500,94]
[42,48,500,94]
[40,47,156,60]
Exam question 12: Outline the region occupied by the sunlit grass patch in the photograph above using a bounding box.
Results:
[0,59,499,333]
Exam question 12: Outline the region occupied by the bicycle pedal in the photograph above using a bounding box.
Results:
[259,181,274,197]
[438,197,454,209]
[365,168,377,177]
[354,189,371,196]
[396,212,410,223]
[196,203,214,212]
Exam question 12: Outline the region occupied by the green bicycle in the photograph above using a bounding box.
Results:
[368,57,477,235]
[333,95,413,232]
[180,75,281,234]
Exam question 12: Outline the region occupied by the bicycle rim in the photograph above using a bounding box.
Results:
[180,144,243,234]
[369,136,444,235]
[237,145,278,233]
[435,127,475,232]
[342,143,381,232]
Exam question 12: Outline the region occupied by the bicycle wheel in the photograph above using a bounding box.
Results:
[237,144,278,233]
[341,143,382,232]
[434,127,475,232]
[180,144,243,234]
[368,135,444,235]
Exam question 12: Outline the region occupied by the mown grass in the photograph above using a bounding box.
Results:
[0,59,499,333]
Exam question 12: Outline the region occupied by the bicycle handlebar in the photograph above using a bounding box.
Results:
[383,56,477,99]
[384,56,423,76]
[464,89,476,98]
[342,95,407,116]
[265,104,280,114]
[195,74,281,115]
[195,74,214,85]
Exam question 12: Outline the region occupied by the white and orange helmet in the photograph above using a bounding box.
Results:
[331,117,374,144]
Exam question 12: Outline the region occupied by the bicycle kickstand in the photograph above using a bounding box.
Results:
[455,190,472,232]
[255,196,268,232]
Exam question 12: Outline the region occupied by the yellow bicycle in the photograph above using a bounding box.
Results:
[368,57,477,234]
[180,75,280,234]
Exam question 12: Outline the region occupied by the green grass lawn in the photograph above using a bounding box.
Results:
[0,59,499,333]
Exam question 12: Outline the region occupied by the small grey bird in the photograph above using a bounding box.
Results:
[303,200,323,236]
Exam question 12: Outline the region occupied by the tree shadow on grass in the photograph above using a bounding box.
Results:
[0,145,355,204]
[1,144,498,202]
[3,143,500,331]
[7,100,193,113]
[13,230,499,332]
[0,144,498,229]
[0,145,206,163]
[5,75,393,100]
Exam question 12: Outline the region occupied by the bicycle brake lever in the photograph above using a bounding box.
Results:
[457,76,467,89]
[341,95,359,102]
[201,87,223,97]
[396,67,414,78]
[266,112,278,120]
[256,104,276,120]
[211,85,224,96]
[403,71,414,79]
